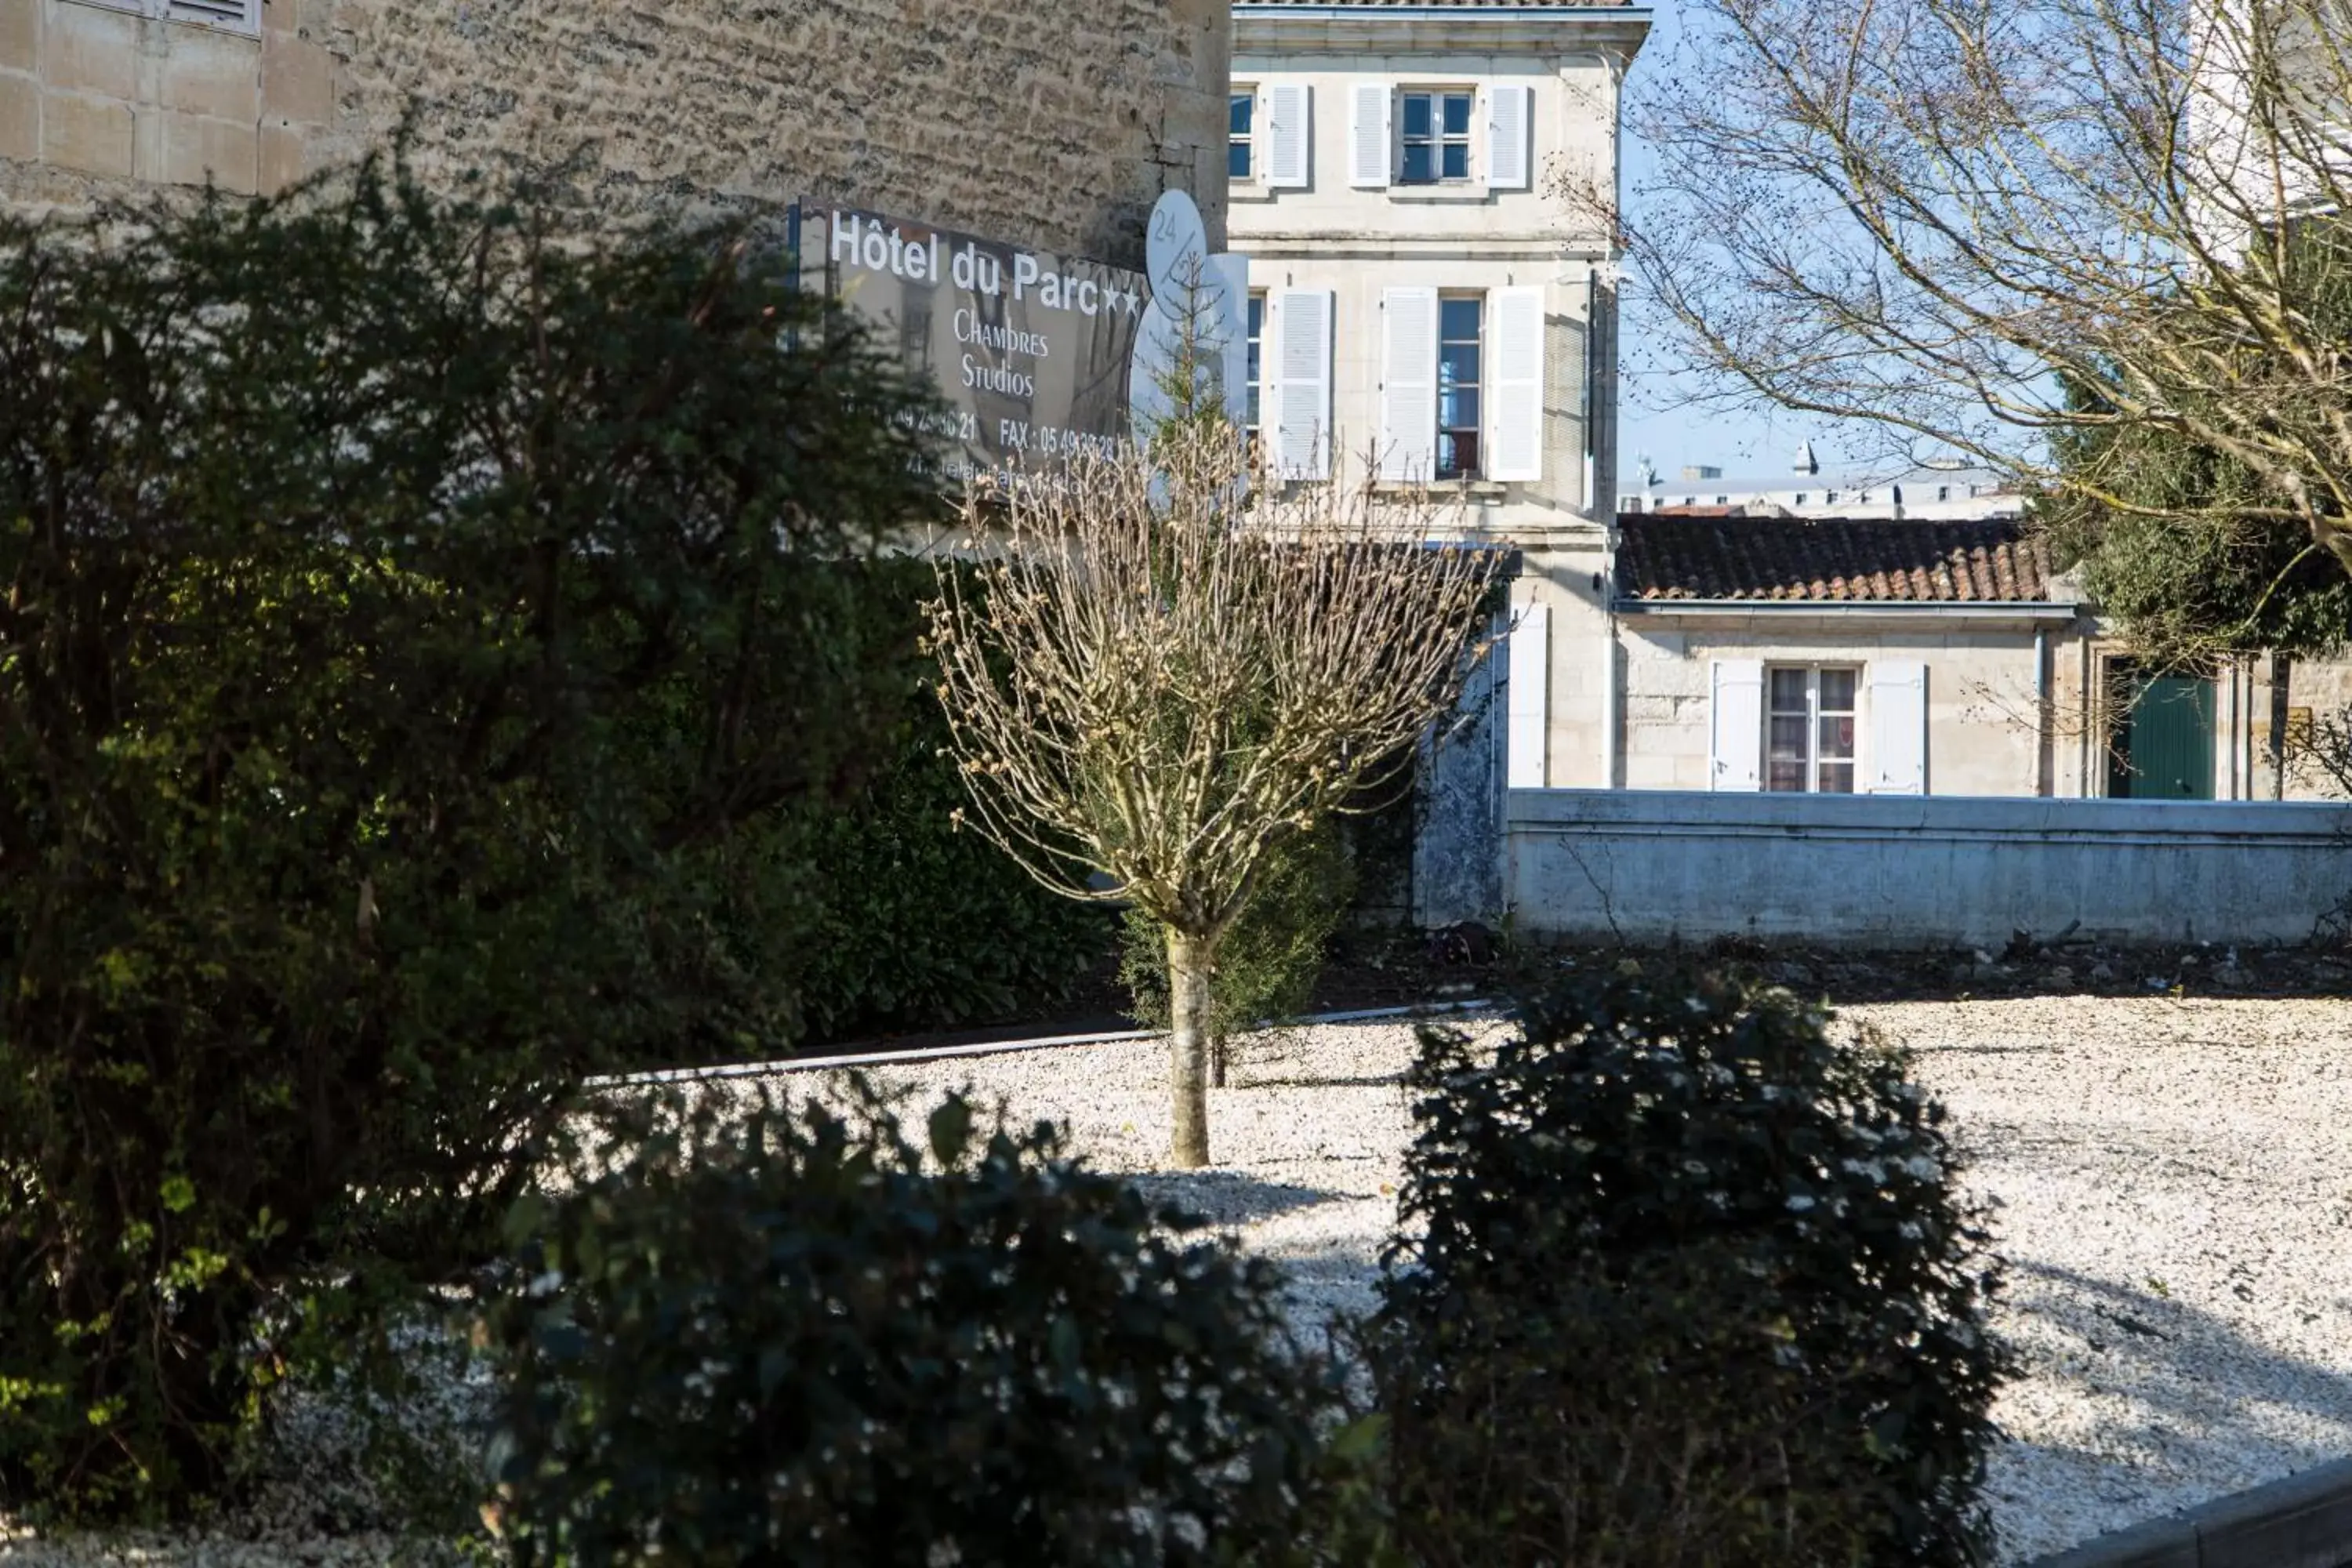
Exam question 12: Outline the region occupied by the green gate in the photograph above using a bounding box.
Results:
[2107,671,2216,800]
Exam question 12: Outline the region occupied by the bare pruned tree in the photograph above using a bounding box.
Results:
[1622,0,2352,572]
[925,429,1500,1167]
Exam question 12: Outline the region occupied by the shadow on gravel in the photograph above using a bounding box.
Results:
[1994,1255,2352,1552]
[1128,1169,1351,1227]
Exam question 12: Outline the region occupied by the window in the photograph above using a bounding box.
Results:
[1714,495,1728,506]
[1936,485,1951,502]
[69,0,257,33]
[1437,295,1481,477]
[1229,92,1256,180]
[1244,292,1265,434]
[1795,493,1809,506]
[1400,90,1473,184]
[1825,490,1839,505]
[1766,667,1857,793]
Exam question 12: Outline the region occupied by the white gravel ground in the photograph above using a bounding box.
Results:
[808,996,2352,1565]
[9,993,2349,1565]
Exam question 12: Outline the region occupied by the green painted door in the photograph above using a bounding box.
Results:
[2109,674,2215,799]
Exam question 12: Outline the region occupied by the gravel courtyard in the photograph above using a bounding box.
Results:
[7,993,2345,1565]
[826,993,2352,1566]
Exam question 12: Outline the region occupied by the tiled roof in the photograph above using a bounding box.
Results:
[1615,516,2059,604]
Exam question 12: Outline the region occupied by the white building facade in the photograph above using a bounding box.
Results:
[1229,0,1650,800]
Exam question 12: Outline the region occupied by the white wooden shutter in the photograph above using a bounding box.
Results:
[1266,84,1311,189]
[1379,286,1439,481]
[1487,286,1545,482]
[1209,254,1250,427]
[1485,83,1532,191]
[1867,661,1929,793]
[1272,289,1332,481]
[1709,659,1765,792]
[162,0,260,32]
[1350,82,1392,188]
[1507,602,1551,789]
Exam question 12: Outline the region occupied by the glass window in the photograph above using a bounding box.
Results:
[1936,485,1951,502]
[1400,90,1474,184]
[1438,295,1482,479]
[1229,93,1254,180]
[1245,292,1265,433]
[1766,667,1859,793]
[1795,493,1809,506]
[1825,490,1839,505]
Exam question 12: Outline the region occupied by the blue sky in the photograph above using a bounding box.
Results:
[1612,0,1864,483]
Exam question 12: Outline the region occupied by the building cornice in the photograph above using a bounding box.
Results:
[1233,6,1653,57]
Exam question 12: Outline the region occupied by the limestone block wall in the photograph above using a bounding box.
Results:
[0,0,1230,264]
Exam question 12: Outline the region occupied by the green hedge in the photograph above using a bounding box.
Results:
[483,1084,1363,1566]
[752,560,1112,1054]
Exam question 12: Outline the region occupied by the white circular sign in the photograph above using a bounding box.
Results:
[1145,189,1212,321]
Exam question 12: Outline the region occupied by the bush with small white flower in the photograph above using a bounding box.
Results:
[1370,967,2009,1567]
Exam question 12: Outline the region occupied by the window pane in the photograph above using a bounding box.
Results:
[1249,296,1264,336]
[1817,669,1857,711]
[1439,388,1480,431]
[1229,143,1252,180]
[1440,296,1483,339]
[1817,762,1856,794]
[1439,342,1479,387]
[1818,713,1855,760]
[1438,432,1479,477]
[1401,143,1434,183]
[1231,94,1254,135]
[1768,713,1807,759]
[1402,94,1432,138]
[1443,93,1474,135]
[1441,142,1469,181]
[1766,760,1808,793]
[1769,668,1809,712]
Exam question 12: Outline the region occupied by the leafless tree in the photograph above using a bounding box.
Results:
[1621,0,2352,571]
[925,430,1500,1167]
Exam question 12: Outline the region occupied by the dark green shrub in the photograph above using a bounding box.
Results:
[759,561,1112,1049]
[483,1084,1357,1567]
[1120,823,1356,1079]
[1374,969,2008,1567]
[0,156,939,1520]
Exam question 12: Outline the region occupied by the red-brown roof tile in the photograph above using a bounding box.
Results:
[1616,516,2057,604]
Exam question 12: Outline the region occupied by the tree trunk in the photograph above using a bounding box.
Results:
[1167,928,1214,1168]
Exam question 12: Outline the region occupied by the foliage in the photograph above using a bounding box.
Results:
[1118,822,1356,1067]
[1372,968,2009,1567]
[2038,225,2352,666]
[739,561,1112,1052]
[1628,0,2352,579]
[482,1083,1363,1567]
[927,425,1500,1164]
[0,155,940,1519]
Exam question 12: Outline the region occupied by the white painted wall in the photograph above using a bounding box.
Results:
[1506,789,2352,947]
[1230,8,1648,795]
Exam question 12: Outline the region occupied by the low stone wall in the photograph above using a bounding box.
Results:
[1504,789,2352,948]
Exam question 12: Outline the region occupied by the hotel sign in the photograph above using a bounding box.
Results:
[808,206,1151,480]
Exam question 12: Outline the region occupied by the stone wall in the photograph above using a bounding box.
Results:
[0,0,1230,263]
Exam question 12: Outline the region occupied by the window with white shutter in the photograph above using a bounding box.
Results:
[1486,286,1544,482]
[74,0,259,34]
[1349,82,1392,188]
[1709,659,1765,791]
[165,0,260,32]
[1485,83,1532,191]
[1266,84,1311,189]
[1379,286,1439,481]
[1866,662,1929,793]
[1271,289,1332,482]
[1209,254,1250,430]
[1507,602,1550,789]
